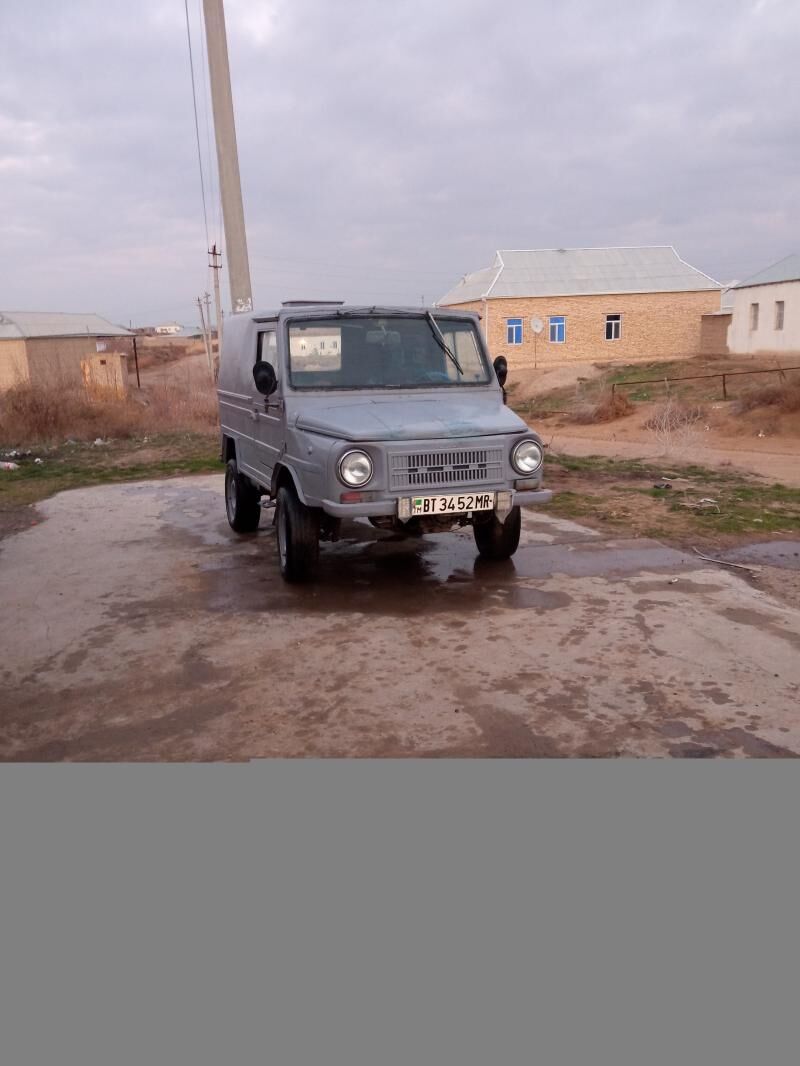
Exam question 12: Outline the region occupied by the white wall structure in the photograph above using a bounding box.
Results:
[728,255,800,355]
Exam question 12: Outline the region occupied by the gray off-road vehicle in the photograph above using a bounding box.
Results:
[217,303,552,581]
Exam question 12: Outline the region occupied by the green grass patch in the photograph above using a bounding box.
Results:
[0,432,221,512]
[665,484,800,535]
[542,452,800,541]
[545,452,745,484]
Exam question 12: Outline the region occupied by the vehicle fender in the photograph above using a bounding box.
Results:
[270,462,309,505]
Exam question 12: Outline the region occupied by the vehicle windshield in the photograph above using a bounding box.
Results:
[287,315,491,390]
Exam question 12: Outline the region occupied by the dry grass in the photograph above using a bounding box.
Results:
[134,338,206,370]
[734,379,800,414]
[0,379,218,448]
[570,389,634,424]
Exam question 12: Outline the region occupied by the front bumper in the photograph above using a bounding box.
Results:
[514,489,553,506]
[320,487,553,519]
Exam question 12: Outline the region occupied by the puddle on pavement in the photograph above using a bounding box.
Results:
[196,524,574,617]
[187,516,706,619]
[153,482,706,618]
[719,541,800,571]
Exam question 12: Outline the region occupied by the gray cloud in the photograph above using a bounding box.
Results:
[1,0,798,324]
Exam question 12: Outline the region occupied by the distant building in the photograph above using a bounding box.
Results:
[0,311,134,391]
[438,246,721,364]
[727,254,800,355]
[699,283,738,356]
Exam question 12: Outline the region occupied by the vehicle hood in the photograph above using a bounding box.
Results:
[292,394,528,441]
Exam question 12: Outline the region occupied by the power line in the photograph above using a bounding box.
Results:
[183,0,210,251]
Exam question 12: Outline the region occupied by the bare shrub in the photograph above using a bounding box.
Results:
[0,379,218,447]
[642,399,705,432]
[570,390,634,424]
[734,380,800,414]
[642,397,706,456]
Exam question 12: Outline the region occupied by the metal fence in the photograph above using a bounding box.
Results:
[610,364,800,401]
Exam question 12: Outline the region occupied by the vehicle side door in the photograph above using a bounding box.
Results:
[249,328,283,484]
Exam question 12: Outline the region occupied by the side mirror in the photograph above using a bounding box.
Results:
[253,361,278,396]
[493,355,508,388]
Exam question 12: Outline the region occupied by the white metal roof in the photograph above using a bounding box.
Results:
[439,246,720,304]
[734,254,800,289]
[0,311,132,340]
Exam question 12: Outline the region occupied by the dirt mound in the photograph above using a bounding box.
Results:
[734,378,800,415]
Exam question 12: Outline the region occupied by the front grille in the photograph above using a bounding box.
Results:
[390,447,504,491]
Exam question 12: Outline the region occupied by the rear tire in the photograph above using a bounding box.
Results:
[473,506,521,560]
[225,458,261,533]
[276,485,320,582]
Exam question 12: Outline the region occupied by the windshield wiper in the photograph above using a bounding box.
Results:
[425,311,463,376]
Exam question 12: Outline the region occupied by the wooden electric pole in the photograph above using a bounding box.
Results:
[197,295,214,375]
[202,0,253,314]
[209,243,224,374]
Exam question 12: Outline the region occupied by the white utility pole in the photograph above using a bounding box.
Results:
[197,295,214,375]
[209,243,224,375]
[202,0,253,314]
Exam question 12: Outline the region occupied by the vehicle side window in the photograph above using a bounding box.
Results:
[257,330,277,367]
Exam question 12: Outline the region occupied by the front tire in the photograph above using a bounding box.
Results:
[276,485,320,582]
[473,506,521,560]
[225,458,261,533]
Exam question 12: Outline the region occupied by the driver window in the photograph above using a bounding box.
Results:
[257,330,277,368]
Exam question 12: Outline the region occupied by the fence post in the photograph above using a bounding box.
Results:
[722,374,727,400]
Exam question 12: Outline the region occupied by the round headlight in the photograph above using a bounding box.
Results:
[338,450,374,487]
[511,439,543,475]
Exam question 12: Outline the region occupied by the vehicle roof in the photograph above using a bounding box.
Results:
[248,304,481,324]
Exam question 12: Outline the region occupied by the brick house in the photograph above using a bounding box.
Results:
[438,247,721,366]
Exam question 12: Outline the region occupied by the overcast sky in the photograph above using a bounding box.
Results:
[2,0,799,326]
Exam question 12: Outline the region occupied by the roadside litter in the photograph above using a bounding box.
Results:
[1,461,20,471]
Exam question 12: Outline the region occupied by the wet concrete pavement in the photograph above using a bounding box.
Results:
[1,475,799,759]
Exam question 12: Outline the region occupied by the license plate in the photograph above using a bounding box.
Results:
[408,492,495,516]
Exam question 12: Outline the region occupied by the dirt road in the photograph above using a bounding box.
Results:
[1,476,799,759]
[545,428,800,488]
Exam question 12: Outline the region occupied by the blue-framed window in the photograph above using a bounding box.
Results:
[506,318,523,345]
[549,316,566,343]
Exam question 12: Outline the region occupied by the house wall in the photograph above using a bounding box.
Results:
[25,336,104,386]
[81,352,129,398]
[700,312,731,355]
[728,280,800,355]
[441,290,720,367]
[24,336,135,387]
[0,339,30,390]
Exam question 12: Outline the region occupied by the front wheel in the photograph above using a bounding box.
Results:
[472,506,521,560]
[276,486,320,582]
[225,458,261,533]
